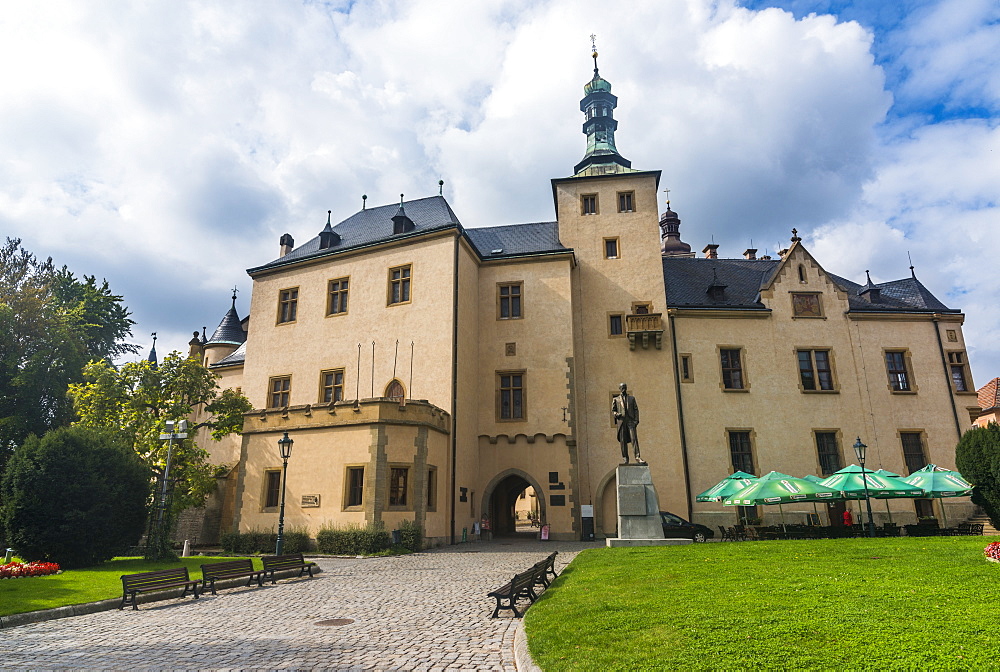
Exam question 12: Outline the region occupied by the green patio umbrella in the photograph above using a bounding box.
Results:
[695,471,757,502]
[821,465,925,529]
[873,469,902,523]
[902,464,973,527]
[724,472,840,533]
[801,475,828,522]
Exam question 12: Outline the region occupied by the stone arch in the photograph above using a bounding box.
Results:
[481,468,547,537]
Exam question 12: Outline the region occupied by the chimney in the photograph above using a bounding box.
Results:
[743,248,757,260]
[279,233,294,257]
[703,244,719,259]
[778,247,790,259]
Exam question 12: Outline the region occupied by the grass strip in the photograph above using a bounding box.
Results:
[526,537,1000,670]
[0,556,249,617]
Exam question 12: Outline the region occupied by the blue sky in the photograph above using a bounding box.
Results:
[1,0,997,387]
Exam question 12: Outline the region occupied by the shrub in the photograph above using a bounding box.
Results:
[0,426,150,568]
[398,519,423,552]
[316,521,390,555]
[956,423,1000,528]
[219,527,311,554]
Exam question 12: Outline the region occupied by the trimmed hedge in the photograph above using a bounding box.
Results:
[316,521,391,555]
[220,527,311,554]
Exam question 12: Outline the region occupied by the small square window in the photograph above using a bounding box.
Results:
[617,191,634,212]
[320,369,344,403]
[582,194,598,215]
[604,238,619,259]
[268,376,291,408]
[277,288,298,324]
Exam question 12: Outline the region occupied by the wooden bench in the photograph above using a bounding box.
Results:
[488,552,559,618]
[200,559,266,595]
[260,553,317,584]
[119,567,200,611]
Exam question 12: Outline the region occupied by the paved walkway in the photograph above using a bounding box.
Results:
[3,539,594,670]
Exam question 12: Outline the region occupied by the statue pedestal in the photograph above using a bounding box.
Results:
[606,464,692,547]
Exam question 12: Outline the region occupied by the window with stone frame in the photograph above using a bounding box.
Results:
[604,237,619,259]
[268,376,291,408]
[720,348,745,390]
[885,350,912,392]
[728,431,754,474]
[277,288,298,323]
[498,371,525,421]
[815,432,841,476]
[346,467,364,508]
[498,282,522,319]
[389,467,409,507]
[320,369,344,403]
[900,432,926,474]
[948,352,970,392]
[582,194,598,215]
[264,470,281,508]
[617,191,634,212]
[388,264,411,305]
[798,350,834,391]
[327,277,349,315]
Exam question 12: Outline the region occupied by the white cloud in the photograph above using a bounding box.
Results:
[0,0,995,381]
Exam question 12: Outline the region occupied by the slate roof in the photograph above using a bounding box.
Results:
[464,221,569,259]
[249,196,462,274]
[211,341,245,368]
[663,257,958,313]
[207,305,246,346]
[979,378,1000,411]
[662,257,777,309]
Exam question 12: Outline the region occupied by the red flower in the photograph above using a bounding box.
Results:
[0,561,61,578]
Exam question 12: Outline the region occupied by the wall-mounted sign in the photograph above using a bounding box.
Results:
[301,494,321,507]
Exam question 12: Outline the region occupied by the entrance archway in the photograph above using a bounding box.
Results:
[482,469,546,537]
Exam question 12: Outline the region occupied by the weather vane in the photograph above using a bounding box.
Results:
[590,34,597,51]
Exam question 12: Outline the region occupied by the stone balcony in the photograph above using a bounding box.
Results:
[626,313,664,350]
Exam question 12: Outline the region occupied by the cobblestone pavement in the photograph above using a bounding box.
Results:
[4,539,595,671]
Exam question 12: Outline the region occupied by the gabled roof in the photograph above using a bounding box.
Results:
[464,222,570,259]
[249,196,461,274]
[662,257,777,309]
[211,341,245,368]
[979,378,1000,411]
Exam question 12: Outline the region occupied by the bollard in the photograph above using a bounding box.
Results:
[4,548,13,564]
[182,540,191,557]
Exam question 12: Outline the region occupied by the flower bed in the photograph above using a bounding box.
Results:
[984,542,1000,563]
[0,561,61,578]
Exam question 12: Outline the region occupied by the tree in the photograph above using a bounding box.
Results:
[68,352,252,557]
[0,426,150,568]
[0,238,136,468]
[955,422,1000,528]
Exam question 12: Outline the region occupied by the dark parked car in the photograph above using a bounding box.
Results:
[660,511,714,542]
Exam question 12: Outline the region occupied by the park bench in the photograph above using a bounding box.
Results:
[200,559,266,594]
[488,552,559,618]
[260,552,317,584]
[119,567,200,611]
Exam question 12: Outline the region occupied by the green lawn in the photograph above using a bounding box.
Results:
[0,556,247,617]
[526,537,1000,670]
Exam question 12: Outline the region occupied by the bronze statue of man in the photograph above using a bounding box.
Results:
[612,382,644,464]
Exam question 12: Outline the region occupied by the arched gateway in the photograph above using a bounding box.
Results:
[481,469,547,537]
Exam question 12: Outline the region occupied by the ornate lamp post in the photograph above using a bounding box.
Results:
[275,432,294,555]
[853,437,876,538]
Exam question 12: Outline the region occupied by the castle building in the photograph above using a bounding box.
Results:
[191,53,977,545]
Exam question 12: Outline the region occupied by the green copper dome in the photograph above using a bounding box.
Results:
[584,74,611,95]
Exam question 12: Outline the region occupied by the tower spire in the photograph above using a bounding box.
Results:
[573,37,632,176]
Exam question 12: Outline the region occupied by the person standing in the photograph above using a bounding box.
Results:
[843,509,854,527]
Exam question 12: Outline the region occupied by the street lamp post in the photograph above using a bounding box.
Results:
[275,432,294,555]
[153,420,188,560]
[853,437,876,538]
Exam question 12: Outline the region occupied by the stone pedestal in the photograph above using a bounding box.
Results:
[606,464,692,547]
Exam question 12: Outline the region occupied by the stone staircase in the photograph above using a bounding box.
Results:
[964,513,1000,535]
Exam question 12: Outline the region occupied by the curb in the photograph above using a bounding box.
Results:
[0,566,323,629]
[513,621,542,672]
